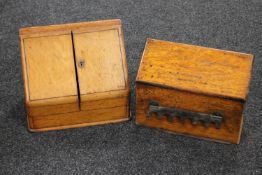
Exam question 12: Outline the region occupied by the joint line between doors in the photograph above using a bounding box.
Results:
[71,31,81,110]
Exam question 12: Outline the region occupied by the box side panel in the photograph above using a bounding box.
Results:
[81,96,128,111]
[28,94,130,131]
[29,106,128,131]
[28,103,79,117]
[136,83,244,144]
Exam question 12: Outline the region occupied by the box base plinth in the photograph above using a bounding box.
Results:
[27,105,129,132]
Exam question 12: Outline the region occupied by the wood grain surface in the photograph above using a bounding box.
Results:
[23,35,78,101]
[81,97,128,111]
[73,29,126,95]
[136,83,244,144]
[30,106,128,131]
[19,19,121,37]
[137,39,253,101]
[19,19,129,131]
[136,39,253,144]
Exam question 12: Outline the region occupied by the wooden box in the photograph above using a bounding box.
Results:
[19,19,129,132]
[136,39,253,144]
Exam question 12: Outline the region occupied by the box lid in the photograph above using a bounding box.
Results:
[136,39,254,101]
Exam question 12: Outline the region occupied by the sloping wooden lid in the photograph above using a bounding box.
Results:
[72,23,129,102]
[136,39,254,101]
[21,34,78,107]
[20,19,129,107]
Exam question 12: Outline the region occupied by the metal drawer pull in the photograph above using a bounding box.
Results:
[146,101,223,129]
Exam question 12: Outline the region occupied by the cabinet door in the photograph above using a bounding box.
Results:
[23,34,79,114]
[73,29,127,100]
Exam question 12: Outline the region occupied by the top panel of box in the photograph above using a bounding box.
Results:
[136,39,253,101]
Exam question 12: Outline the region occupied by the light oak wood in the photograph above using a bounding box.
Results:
[19,19,129,131]
[73,29,126,95]
[29,118,129,132]
[28,103,79,117]
[23,35,78,101]
[79,89,129,101]
[136,39,253,144]
[81,97,128,111]
[19,19,121,37]
[22,34,79,115]
[30,106,128,131]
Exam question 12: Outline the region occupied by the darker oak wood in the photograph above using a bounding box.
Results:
[136,39,253,144]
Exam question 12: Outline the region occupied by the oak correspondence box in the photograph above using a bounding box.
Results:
[136,39,253,144]
[19,19,130,132]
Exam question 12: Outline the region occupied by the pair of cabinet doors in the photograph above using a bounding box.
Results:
[20,20,129,131]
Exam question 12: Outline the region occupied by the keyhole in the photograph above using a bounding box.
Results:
[78,59,85,68]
